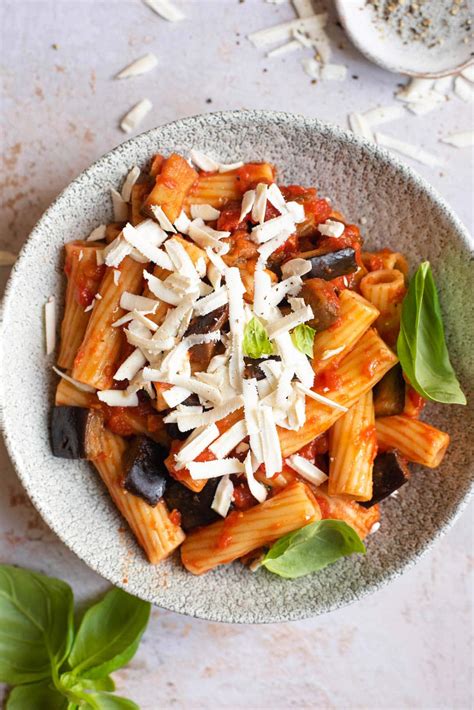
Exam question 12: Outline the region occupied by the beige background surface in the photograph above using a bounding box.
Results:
[1,1,473,708]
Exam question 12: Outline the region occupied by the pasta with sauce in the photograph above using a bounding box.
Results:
[49,151,452,577]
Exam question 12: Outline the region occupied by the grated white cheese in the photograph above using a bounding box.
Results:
[174,395,244,432]
[251,183,268,225]
[97,389,139,407]
[175,423,220,465]
[375,132,442,168]
[122,223,173,269]
[187,219,230,254]
[348,112,373,141]
[96,250,105,267]
[293,0,315,18]
[110,188,129,221]
[52,366,96,393]
[174,210,191,234]
[242,378,264,463]
[248,14,328,49]
[286,201,305,223]
[440,131,474,148]
[113,348,147,381]
[190,204,221,221]
[362,105,405,127]
[396,78,434,103]
[281,258,311,278]
[257,231,292,269]
[143,270,182,305]
[226,267,246,390]
[113,269,121,286]
[193,285,228,316]
[218,161,244,173]
[320,63,347,82]
[211,475,234,517]
[189,149,219,172]
[0,250,17,266]
[266,183,287,214]
[209,420,248,459]
[461,65,474,83]
[120,292,158,312]
[244,452,268,503]
[406,99,441,116]
[142,0,185,21]
[87,224,107,242]
[116,53,158,80]
[251,212,295,244]
[369,521,381,535]
[454,76,474,103]
[267,40,301,58]
[239,189,256,223]
[296,382,348,412]
[121,166,141,202]
[259,405,282,477]
[104,237,132,268]
[286,454,328,486]
[266,305,313,339]
[252,268,272,319]
[318,219,345,238]
[433,75,453,94]
[120,98,152,133]
[268,275,302,307]
[275,332,314,388]
[301,57,320,80]
[164,238,200,280]
[44,296,56,355]
[188,457,245,480]
[150,204,176,233]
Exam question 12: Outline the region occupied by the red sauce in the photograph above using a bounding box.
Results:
[216,511,244,549]
[217,200,246,232]
[315,495,331,519]
[297,434,329,460]
[235,164,274,193]
[169,509,182,526]
[74,261,106,308]
[232,482,257,511]
[405,386,426,418]
[314,366,343,392]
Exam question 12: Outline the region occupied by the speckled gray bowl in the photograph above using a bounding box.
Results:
[1,111,473,623]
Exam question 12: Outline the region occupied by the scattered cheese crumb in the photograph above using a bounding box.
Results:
[116,53,158,80]
[211,475,234,517]
[87,224,107,242]
[440,131,474,148]
[120,98,152,133]
[44,296,56,355]
[110,188,129,221]
[142,0,185,21]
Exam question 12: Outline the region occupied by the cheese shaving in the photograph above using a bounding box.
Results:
[348,112,373,141]
[97,389,139,407]
[121,166,141,202]
[190,204,221,221]
[211,476,234,516]
[44,296,56,355]
[239,190,256,222]
[267,305,313,339]
[302,57,320,80]
[296,382,348,412]
[318,219,345,238]
[87,224,107,242]
[259,405,282,477]
[248,14,328,49]
[193,285,228,316]
[266,183,287,214]
[267,40,301,58]
[320,64,347,82]
[174,396,243,432]
[110,188,129,221]
[52,366,96,393]
[113,269,121,286]
[251,183,268,225]
[120,292,158,312]
[175,423,220,465]
[244,452,267,503]
[188,458,245,480]
[281,258,311,278]
[142,0,185,21]
[116,53,158,80]
[143,270,182,305]
[120,98,152,133]
[123,223,173,269]
[375,132,442,167]
[209,420,248,459]
[162,385,191,408]
[189,149,219,172]
[150,204,177,233]
[251,212,295,244]
[286,454,328,486]
[440,131,474,148]
[362,105,405,127]
[218,161,244,173]
[242,379,263,463]
[174,210,191,234]
[104,237,132,268]
[113,348,147,381]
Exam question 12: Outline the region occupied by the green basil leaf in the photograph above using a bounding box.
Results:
[82,692,139,710]
[0,565,74,684]
[291,323,316,358]
[6,681,67,710]
[242,317,273,359]
[60,671,115,693]
[67,588,150,680]
[397,261,466,404]
[261,519,366,579]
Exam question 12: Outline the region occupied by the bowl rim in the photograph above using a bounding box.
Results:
[1,109,472,622]
[334,0,474,78]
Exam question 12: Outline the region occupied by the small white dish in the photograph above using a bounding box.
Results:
[335,0,474,77]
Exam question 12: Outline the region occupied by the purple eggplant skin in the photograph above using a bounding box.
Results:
[185,304,229,336]
[51,406,89,459]
[360,450,410,508]
[244,355,281,381]
[164,479,220,532]
[303,248,358,281]
[124,436,170,506]
[373,364,405,417]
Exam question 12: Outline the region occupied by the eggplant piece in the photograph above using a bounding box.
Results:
[360,450,410,508]
[124,436,169,506]
[243,355,281,381]
[163,479,220,531]
[299,247,358,281]
[300,278,340,331]
[51,406,90,459]
[373,365,405,417]
[185,305,229,368]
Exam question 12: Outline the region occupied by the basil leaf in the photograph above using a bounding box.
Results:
[82,692,139,710]
[67,588,150,680]
[262,519,366,579]
[242,317,273,359]
[60,671,115,693]
[6,681,68,710]
[0,565,74,684]
[291,323,316,358]
[397,261,466,405]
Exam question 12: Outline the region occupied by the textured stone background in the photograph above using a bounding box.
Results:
[1,1,472,708]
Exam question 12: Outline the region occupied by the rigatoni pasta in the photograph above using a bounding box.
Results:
[49,150,456,578]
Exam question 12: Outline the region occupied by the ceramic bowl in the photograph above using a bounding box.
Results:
[335,0,474,77]
[1,111,472,623]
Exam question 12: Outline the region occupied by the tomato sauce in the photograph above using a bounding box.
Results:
[232,481,257,511]
[315,495,331,519]
[216,510,244,549]
[405,386,426,418]
[169,509,182,526]
[315,366,343,392]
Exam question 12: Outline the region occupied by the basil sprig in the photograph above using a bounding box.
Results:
[291,323,316,358]
[397,262,466,405]
[261,519,366,579]
[243,317,273,359]
[0,565,150,709]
